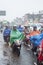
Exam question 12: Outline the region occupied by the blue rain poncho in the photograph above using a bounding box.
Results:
[29,33,43,47]
[17,27,24,32]
[3,29,11,36]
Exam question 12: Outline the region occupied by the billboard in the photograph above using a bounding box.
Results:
[0,11,6,16]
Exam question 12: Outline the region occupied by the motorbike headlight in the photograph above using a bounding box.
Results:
[15,40,21,45]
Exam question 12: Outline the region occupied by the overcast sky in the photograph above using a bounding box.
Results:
[0,0,43,21]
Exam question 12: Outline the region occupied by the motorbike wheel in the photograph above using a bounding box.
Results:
[37,60,41,65]
[12,44,15,52]
[17,49,20,56]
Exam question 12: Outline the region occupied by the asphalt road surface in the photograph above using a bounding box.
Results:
[0,33,36,65]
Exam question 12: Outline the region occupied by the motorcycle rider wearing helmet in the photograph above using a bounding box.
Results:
[17,25,24,33]
[24,26,29,35]
[3,25,11,42]
[30,26,40,36]
[9,25,24,47]
[31,26,40,54]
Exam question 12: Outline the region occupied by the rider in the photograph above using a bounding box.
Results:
[33,26,40,33]
[30,26,40,36]
[9,25,25,47]
[30,26,40,54]
[24,26,29,35]
[23,26,30,46]
[3,25,11,42]
[17,25,24,33]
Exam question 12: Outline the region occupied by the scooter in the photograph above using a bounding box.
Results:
[11,40,21,56]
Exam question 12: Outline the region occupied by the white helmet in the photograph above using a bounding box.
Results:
[13,25,17,27]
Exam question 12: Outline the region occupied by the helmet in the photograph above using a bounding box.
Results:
[33,26,37,31]
[5,25,9,28]
[13,25,17,30]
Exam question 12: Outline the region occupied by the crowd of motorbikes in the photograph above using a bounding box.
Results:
[3,25,43,65]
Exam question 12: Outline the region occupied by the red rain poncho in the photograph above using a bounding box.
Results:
[38,39,43,61]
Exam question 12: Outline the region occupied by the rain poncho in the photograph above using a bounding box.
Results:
[24,30,40,40]
[17,27,23,32]
[29,30,40,36]
[10,29,25,44]
[3,29,11,36]
[30,33,43,47]
[38,39,43,61]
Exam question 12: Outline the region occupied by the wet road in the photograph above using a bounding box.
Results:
[0,33,36,65]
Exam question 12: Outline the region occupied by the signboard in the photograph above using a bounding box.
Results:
[0,11,6,16]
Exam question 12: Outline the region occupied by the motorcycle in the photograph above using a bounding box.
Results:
[11,40,21,56]
[10,29,24,56]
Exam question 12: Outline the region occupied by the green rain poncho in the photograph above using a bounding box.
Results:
[10,29,25,44]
